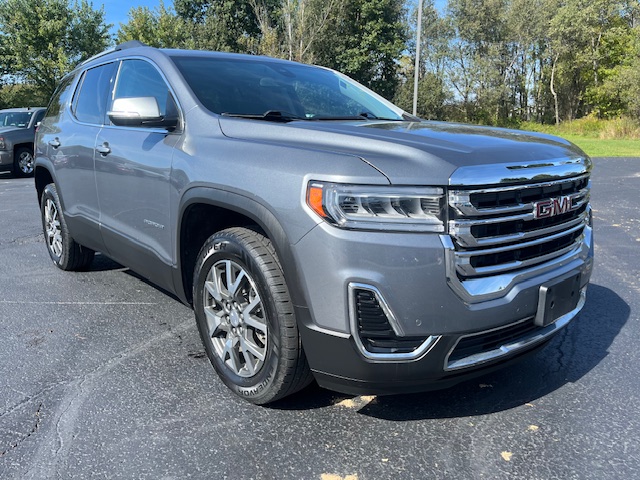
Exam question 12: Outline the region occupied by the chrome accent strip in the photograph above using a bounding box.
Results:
[445,287,586,371]
[450,210,588,247]
[449,156,592,187]
[348,283,441,362]
[439,220,593,303]
[456,238,582,277]
[450,181,590,217]
[454,223,585,276]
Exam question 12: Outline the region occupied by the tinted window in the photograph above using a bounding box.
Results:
[112,59,176,118]
[33,109,46,126]
[73,63,116,124]
[0,111,32,128]
[170,56,403,120]
[41,74,76,133]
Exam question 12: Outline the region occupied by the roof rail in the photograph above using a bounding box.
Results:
[115,40,147,51]
[78,40,149,68]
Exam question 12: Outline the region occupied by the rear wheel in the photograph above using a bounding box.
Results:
[193,227,312,404]
[13,147,34,177]
[41,184,94,271]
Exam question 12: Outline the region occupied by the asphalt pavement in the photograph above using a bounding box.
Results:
[1,157,639,479]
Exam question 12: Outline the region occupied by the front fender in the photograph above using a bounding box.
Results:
[175,186,310,310]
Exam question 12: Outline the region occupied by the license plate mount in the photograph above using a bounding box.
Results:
[534,273,582,327]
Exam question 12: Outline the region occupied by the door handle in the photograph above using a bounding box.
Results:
[48,138,60,149]
[96,143,111,155]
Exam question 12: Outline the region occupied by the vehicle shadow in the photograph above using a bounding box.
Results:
[86,252,126,272]
[87,253,184,303]
[273,283,628,419]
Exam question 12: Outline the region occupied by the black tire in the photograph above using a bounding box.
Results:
[13,147,34,177]
[40,183,95,271]
[193,227,313,404]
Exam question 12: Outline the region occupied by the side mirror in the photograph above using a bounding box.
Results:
[108,97,178,129]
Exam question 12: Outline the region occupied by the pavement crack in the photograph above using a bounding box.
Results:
[0,402,43,457]
[1,383,66,419]
[22,319,193,479]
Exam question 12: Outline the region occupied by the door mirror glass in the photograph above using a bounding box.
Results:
[108,97,177,129]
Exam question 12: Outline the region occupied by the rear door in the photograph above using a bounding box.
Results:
[95,58,181,288]
[38,62,116,252]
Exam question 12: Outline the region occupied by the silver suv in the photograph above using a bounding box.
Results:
[35,42,593,404]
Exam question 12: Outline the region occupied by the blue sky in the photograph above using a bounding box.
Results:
[99,0,163,33]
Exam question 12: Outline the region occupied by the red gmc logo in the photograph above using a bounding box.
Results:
[534,195,579,219]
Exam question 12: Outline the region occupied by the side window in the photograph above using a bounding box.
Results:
[112,59,177,121]
[41,74,76,133]
[72,62,116,125]
[33,109,45,126]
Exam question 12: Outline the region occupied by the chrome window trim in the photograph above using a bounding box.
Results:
[444,287,587,371]
[347,283,441,363]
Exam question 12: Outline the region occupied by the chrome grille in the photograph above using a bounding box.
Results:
[448,175,590,279]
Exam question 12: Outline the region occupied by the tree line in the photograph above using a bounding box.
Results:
[1,0,639,126]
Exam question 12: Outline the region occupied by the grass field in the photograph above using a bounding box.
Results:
[519,118,640,157]
[550,135,640,157]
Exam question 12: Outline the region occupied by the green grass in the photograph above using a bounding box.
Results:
[518,118,640,157]
[552,135,640,157]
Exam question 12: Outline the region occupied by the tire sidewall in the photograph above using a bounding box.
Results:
[194,232,284,403]
[41,184,67,268]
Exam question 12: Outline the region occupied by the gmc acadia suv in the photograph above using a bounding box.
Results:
[35,41,593,404]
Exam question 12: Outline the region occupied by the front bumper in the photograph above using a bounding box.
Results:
[292,221,593,396]
[0,150,12,170]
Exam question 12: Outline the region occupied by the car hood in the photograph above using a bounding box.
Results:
[0,126,25,134]
[218,119,589,185]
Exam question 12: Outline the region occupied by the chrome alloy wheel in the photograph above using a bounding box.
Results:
[203,259,268,378]
[17,150,34,174]
[44,198,63,258]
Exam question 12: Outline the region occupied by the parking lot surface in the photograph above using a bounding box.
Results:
[1,157,639,479]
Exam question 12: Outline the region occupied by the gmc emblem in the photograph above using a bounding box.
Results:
[533,194,580,219]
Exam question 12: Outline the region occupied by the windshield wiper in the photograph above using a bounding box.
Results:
[312,115,369,121]
[221,110,306,122]
[312,113,403,121]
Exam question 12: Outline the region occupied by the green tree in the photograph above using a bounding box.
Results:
[314,0,407,100]
[394,71,449,119]
[0,0,110,99]
[174,0,268,53]
[117,2,194,48]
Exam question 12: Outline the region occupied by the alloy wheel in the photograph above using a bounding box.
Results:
[44,198,63,258]
[17,151,34,174]
[203,259,268,378]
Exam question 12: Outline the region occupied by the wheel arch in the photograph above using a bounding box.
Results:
[13,142,34,155]
[177,187,307,310]
[34,164,55,205]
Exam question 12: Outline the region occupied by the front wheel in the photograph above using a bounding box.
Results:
[193,227,312,404]
[40,184,94,271]
[14,147,34,177]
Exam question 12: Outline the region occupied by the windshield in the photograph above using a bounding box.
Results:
[170,55,404,121]
[0,111,33,128]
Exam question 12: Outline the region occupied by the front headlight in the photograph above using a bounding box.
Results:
[0,137,5,150]
[306,181,445,232]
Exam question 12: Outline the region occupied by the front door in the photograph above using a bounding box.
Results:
[95,59,181,288]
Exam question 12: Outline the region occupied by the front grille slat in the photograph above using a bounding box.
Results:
[449,175,590,279]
